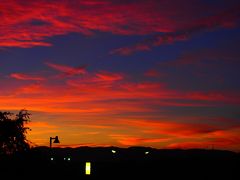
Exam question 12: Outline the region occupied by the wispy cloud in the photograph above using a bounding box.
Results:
[167,127,240,150]
[95,71,123,82]
[28,121,57,129]
[144,69,164,78]
[2,71,239,114]
[111,5,240,55]
[45,62,87,77]
[109,119,240,149]
[1,0,239,48]
[110,32,188,55]
[10,73,45,81]
[110,134,170,146]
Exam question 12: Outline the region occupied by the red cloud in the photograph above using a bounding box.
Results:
[186,91,240,105]
[1,0,239,48]
[111,44,152,56]
[15,84,50,95]
[10,73,45,81]
[95,71,123,82]
[110,32,188,55]
[144,69,163,78]
[167,134,240,150]
[110,4,240,55]
[45,62,86,76]
[66,71,124,90]
[2,69,240,115]
[161,47,240,67]
[0,41,51,48]
[2,71,240,149]
[113,119,240,149]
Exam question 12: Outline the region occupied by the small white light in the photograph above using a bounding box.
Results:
[111,150,116,154]
[85,162,91,175]
[64,158,66,160]
[68,157,71,161]
[145,151,149,155]
[50,157,54,161]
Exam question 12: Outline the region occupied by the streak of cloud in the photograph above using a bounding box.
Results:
[10,73,45,81]
[45,62,87,77]
[1,0,239,49]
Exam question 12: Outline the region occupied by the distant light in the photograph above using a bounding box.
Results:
[85,162,91,175]
[50,157,54,161]
[111,150,116,154]
[64,158,66,160]
[145,151,149,155]
[68,157,71,161]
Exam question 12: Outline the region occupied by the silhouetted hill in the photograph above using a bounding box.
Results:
[0,146,239,179]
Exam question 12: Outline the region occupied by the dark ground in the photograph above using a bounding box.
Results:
[0,147,239,179]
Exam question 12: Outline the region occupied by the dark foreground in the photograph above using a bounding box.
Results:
[0,147,239,179]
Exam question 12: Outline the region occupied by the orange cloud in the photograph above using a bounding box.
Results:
[167,134,240,150]
[2,68,240,150]
[108,119,240,150]
[110,134,170,146]
[28,121,57,129]
[118,119,221,137]
[56,143,111,148]
[27,121,60,146]
[22,108,240,149]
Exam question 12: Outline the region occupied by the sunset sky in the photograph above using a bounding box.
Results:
[1,0,240,151]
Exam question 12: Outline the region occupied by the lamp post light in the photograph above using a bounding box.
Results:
[50,136,60,149]
[85,162,91,175]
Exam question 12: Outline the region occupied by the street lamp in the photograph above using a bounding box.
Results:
[50,136,60,148]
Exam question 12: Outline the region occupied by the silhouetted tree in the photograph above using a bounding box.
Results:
[0,109,31,155]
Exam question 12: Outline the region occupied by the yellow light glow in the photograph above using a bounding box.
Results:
[85,162,91,175]
[111,150,116,154]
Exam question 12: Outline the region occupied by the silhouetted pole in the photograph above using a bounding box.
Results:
[50,137,52,149]
[49,136,60,149]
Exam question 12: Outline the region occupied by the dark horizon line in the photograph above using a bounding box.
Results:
[32,145,240,153]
